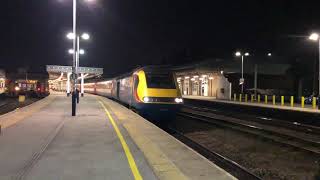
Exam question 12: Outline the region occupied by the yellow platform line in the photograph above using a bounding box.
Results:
[99,101,143,180]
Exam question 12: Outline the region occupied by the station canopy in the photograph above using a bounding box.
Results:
[46,65,103,81]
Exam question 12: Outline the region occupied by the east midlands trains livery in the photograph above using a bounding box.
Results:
[84,66,183,118]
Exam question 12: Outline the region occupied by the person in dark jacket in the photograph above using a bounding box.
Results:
[76,88,80,103]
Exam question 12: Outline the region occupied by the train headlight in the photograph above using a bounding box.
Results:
[143,97,150,103]
[175,98,183,103]
[15,86,20,91]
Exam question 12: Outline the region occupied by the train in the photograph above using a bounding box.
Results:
[84,66,183,120]
[5,73,50,97]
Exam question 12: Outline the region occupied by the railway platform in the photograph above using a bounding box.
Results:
[183,95,320,114]
[0,92,235,180]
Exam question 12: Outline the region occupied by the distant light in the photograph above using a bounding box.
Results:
[191,78,195,81]
[209,77,214,80]
[193,75,199,78]
[81,33,90,40]
[201,74,207,77]
[15,86,20,91]
[244,52,250,56]
[268,53,272,57]
[235,52,241,57]
[220,70,224,74]
[68,49,74,54]
[79,49,85,55]
[309,33,319,41]
[66,32,75,40]
[184,76,189,79]
[199,78,203,81]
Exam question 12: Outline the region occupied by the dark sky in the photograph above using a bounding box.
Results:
[0,1,320,76]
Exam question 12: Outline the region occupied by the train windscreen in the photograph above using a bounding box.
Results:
[145,72,176,89]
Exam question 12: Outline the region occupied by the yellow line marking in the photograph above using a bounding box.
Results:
[99,101,143,180]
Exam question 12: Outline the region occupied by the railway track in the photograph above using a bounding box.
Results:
[178,106,320,156]
[178,107,320,157]
[184,104,320,135]
[168,127,261,180]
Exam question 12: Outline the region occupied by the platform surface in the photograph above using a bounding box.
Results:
[183,95,320,114]
[0,92,235,180]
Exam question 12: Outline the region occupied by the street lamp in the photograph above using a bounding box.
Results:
[268,53,272,57]
[309,32,320,109]
[70,0,93,116]
[68,49,85,55]
[235,51,249,93]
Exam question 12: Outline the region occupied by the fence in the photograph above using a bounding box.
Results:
[233,94,317,109]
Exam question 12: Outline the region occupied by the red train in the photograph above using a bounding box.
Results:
[5,73,49,97]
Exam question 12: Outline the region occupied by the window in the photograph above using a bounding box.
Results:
[145,72,176,89]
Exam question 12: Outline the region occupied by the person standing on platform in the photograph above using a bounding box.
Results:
[76,88,80,104]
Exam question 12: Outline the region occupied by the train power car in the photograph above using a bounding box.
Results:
[84,66,183,120]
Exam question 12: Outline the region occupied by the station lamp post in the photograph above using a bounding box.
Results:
[63,0,94,116]
[235,51,249,93]
[309,33,320,109]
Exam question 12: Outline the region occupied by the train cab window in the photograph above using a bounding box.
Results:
[145,73,176,89]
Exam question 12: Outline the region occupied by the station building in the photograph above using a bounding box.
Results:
[0,69,5,94]
[174,58,293,100]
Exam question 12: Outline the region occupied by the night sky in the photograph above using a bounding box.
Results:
[0,1,320,77]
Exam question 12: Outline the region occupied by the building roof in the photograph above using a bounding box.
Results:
[173,58,291,75]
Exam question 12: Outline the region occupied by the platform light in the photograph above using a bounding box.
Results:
[191,78,195,81]
[68,49,75,54]
[209,77,214,80]
[79,49,85,55]
[184,76,190,79]
[220,70,224,74]
[81,33,90,40]
[201,75,207,77]
[193,75,199,78]
[66,32,75,40]
[199,78,203,81]
[235,51,241,56]
[15,86,20,91]
[309,33,319,41]
[244,52,250,56]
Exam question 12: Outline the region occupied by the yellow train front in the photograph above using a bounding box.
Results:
[127,66,183,120]
[84,66,183,121]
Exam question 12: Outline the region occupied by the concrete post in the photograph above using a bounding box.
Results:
[265,95,268,104]
[272,95,276,105]
[67,72,71,96]
[81,73,84,97]
[254,64,258,98]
